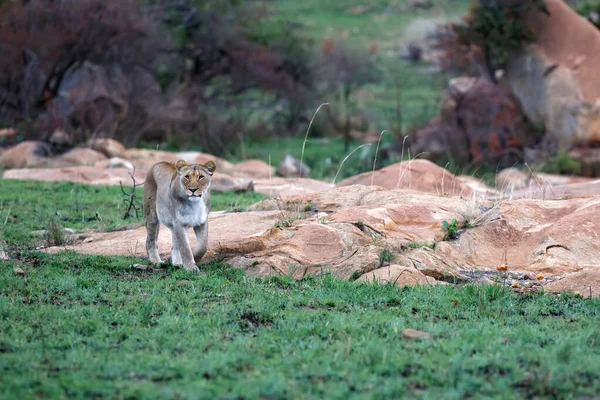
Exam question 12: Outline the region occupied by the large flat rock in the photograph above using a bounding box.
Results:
[44,184,600,296]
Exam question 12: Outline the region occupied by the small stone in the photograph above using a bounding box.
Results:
[511,281,520,288]
[496,264,507,271]
[536,274,544,281]
[0,249,9,261]
[13,267,25,277]
[131,264,148,271]
[401,328,432,340]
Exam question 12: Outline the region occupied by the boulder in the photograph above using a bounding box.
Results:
[505,0,600,148]
[409,116,448,161]
[230,159,274,179]
[0,141,51,169]
[123,148,180,171]
[544,269,600,298]
[88,138,126,158]
[253,177,333,197]
[336,159,496,198]
[277,154,311,178]
[357,265,441,287]
[496,167,593,193]
[211,173,254,193]
[54,147,107,167]
[93,157,135,170]
[428,77,527,166]
[3,166,146,186]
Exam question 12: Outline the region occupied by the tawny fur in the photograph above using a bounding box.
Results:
[144,159,216,272]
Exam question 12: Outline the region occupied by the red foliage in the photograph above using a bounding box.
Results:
[0,0,160,128]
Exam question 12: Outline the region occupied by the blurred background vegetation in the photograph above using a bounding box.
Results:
[0,0,598,181]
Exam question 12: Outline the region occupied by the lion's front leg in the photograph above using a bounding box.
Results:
[171,225,199,272]
[193,223,208,263]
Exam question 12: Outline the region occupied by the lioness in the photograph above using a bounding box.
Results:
[144,159,217,272]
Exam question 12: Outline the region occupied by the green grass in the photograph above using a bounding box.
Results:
[1,253,599,399]
[0,179,266,247]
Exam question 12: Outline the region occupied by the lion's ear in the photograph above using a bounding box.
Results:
[175,160,188,172]
[204,161,217,176]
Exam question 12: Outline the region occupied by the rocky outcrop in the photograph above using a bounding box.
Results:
[505,0,600,149]
[43,184,600,296]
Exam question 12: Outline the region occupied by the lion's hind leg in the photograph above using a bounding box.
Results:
[193,223,208,263]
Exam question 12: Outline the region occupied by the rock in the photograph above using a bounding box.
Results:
[230,159,274,179]
[13,267,25,277]
[42,182,600,294]
[54,147,107,167]
[211,173,255,193]
[88,138,126,158]
[409,116,448,162]
[357,265,439,287]
[3,166,146,186]
[131,264,148,271]
[505,0,600,148]
[544,269,600,298]
[124,148,180,171]
[277,154,311,178]
[336,159,496,198]
[253,177,333,198]
[401,328,432,340]
[496,168,593,193]
[0,249,9,261]
[0,141,51,169]
[432,77,527,166]
[93,157,134,170]
[436,197,600,276]
[497,178,600,200]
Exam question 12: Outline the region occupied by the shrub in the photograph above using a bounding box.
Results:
[435,0,549,79]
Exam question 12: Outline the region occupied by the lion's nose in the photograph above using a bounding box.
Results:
[190,188,198,194]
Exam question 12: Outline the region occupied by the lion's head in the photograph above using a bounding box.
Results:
[175,159,216,200]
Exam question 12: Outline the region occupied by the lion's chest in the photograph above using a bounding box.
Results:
[172,200,208,228]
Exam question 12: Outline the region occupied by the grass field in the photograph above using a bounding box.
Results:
[1,178,600,399]
[2,252,599,399]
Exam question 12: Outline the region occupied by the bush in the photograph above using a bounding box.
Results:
[0,0,162,135]
[435,0,549,79]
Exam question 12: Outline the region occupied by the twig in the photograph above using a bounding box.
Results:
[120,168,144,219]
